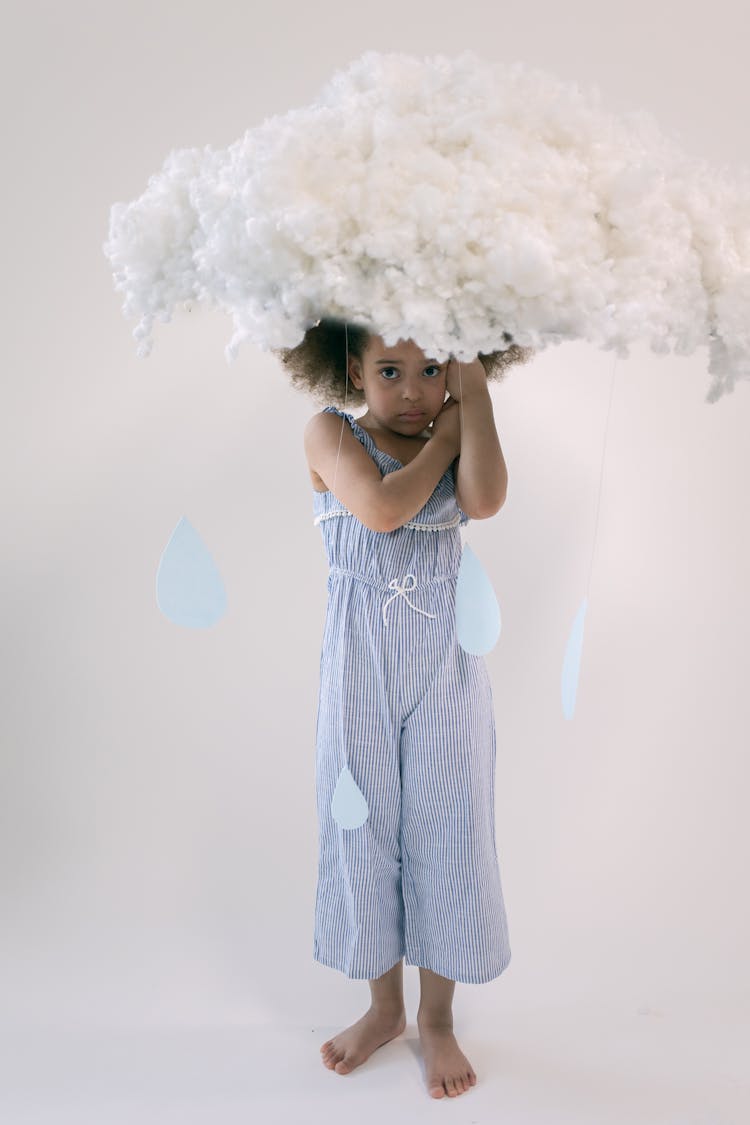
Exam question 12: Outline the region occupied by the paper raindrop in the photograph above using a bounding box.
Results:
[331,766,369,829]
[561,595,588,719]
[456,543,501,654]
[156,516,227,627]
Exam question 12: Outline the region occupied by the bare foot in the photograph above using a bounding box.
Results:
[320,1006,406,1075]
[417,1019,477,1098]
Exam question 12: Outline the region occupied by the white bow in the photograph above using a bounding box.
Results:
[382,574,438,627]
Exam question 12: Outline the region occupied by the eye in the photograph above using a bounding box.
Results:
[379,366,400,380]
[423,365,442,378]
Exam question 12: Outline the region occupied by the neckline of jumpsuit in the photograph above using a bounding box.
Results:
[312,405,511,985]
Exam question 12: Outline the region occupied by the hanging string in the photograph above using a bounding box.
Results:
[584,354,619,596]
[456,356,467,539]
[330,322,350,498]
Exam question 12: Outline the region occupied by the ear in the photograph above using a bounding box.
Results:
[347,357,363,389]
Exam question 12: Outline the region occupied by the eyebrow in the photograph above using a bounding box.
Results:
[375,358,440,364]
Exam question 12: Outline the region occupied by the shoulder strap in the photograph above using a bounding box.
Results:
[322,406,379,457]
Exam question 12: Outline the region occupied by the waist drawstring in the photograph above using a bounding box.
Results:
[382,574,437,627]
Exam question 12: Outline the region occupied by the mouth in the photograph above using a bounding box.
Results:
[400,411,425,420]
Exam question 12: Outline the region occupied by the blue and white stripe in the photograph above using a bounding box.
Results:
[312,407,511,984]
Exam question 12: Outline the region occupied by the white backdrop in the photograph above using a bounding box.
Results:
[2,0,748,1082]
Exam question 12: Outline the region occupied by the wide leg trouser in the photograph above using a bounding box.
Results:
[313,568,511,984]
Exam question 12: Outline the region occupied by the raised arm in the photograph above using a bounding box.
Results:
[447,360,508,519]
[304,411,459,533]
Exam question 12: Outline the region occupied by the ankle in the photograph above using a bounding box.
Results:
[370,1000,405,1019]
[417,1007,453,1029]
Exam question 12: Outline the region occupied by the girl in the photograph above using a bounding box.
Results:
[279,320,530,1099]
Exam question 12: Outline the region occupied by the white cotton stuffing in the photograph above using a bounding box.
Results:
[103,50,750,402]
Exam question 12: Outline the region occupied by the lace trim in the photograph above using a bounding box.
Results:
[313,508,462,531]
[407,514,463,530]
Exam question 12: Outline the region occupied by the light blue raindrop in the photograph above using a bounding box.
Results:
[456,543,501,655]
[156,516,227,628]
[562,595,588,719]
[331,766,369,829]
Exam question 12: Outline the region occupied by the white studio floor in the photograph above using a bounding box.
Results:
[1,998,747,1125]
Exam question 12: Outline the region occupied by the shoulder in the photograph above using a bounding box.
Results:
[304,408,345,444]
[304,409,359,466]
[305,406,348,426]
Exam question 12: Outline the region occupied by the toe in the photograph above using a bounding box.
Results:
[322,1043,342,1069]
[429,1081,445,1098]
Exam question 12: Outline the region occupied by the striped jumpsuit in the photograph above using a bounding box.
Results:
[312,406,511,984]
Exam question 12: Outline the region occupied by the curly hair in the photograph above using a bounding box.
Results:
[274,318,534,408]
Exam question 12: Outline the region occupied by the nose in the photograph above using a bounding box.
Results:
[402,379,423,404]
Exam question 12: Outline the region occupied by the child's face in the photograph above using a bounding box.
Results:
[348,335,448,434]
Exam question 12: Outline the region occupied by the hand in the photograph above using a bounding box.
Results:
[445,356,488,402]
[430,396,461,458]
